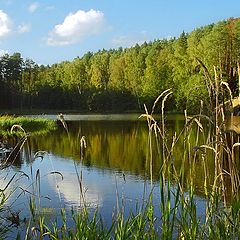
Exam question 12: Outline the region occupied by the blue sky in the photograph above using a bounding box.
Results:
[0,0,239,65]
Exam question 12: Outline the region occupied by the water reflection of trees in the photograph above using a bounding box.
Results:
[30,121,151,177]
[26,119,235,198]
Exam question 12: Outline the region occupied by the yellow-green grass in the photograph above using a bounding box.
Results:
[0,115,56,136]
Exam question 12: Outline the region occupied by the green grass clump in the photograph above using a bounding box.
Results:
[15,190,240,239]
[0,115,56,136]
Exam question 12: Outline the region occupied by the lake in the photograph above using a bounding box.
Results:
[0,114,233,237]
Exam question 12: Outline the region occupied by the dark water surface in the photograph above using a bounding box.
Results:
[1,114,215,237]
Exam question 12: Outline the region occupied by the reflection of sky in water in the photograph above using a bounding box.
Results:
[47,164,103,208]
[23,154,106,211]
[1,152,152,212]
[1,151,167,218]
[43,154,154,218]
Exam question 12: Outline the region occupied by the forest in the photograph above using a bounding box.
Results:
[0,17,240,113]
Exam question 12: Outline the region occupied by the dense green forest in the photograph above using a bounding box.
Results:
[1,18,240,113]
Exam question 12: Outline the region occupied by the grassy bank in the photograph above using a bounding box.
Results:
[0,115,56,136]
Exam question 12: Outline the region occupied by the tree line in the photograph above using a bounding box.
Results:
[1,18,240,113]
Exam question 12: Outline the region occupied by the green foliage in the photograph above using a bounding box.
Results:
[1,18,240,113]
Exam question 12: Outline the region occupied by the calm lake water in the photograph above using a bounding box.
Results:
[1,114,227,237]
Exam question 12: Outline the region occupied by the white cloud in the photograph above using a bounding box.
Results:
[0,10,11,38]
[18,23,31,33]
[28,2,39,13]
[112,32,149,48]
[47,9,105,46]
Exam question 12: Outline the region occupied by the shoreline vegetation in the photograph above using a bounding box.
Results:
[0,116,56,136]
[0,17,240,239]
